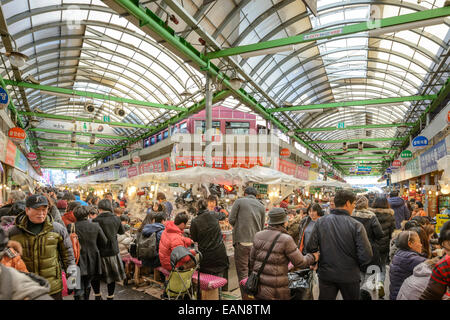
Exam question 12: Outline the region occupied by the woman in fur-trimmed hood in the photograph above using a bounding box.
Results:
[352,196,384,271]
[368,196,396,298]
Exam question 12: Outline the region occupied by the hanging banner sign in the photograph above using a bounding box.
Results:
[448,110,450,123]
[27,152,37,160]
[132,156,141,164]
[419,138,447,175]
[412,136,428,148]
[5,140,16,166]
[357,166,372,172]
[392,160,402,167]
[311,163,318,169]
[400,150,412,159]
[386,167,392,174]
[8,127,26,141]
[303,161,311,167]
[280,148,291,157]
[0,86,10,110]
[319,168,325,174]
[122,160,130,166]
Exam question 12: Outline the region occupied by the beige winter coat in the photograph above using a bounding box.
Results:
[249,225,315,300]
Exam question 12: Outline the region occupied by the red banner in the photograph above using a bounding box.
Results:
[295,165,309,180]
[278,159,296,176]
[5,140,16,166]
[127,166,138,178]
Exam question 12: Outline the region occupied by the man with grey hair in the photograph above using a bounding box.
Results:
[229,186,266,297]
[0,190,26,218]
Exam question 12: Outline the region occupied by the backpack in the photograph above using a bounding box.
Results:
[137,232,157,260]
[69,224,81,265]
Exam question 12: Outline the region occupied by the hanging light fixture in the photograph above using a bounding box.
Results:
[90,134,95,146]
[5,51,28,68]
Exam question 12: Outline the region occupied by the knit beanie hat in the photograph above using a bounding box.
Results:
[355,195,369,210]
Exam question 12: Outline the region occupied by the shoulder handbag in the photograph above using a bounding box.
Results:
[244,232,283,297]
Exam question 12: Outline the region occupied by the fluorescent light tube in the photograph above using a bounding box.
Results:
[240,44,300,58]
[368,17,445,37]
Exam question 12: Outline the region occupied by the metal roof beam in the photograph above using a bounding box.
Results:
[296,123,415,133]
[4,80,184,112]
[29,128,130,141]
[322,147,398,153]
[20,111,153,130]
[269,95,436,113]
[205,7,450,59]
[35,137,113,148]
[307,137,406,144]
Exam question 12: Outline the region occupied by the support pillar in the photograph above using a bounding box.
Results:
[204,71,213,168]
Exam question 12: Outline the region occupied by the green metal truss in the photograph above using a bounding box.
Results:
[109,0,345,176]
[270,95,436,113]
[0,76,38,154]
[306,137,406,144]
[41,166,83,170]
[296,123,415,133]
[205,7,450,59]
[399,77,450,154]
[29,128,130,140]
[38,145,102,153]
[325,154,393,159]
[84,89,232,166]
[35,137,113,148]
[19,111,155,130]
[321,147,398,153]
[39,152,94,158]
[4,80,185,112]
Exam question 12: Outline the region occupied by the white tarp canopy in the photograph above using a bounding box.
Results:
[12,169,35,192]
[115,166,308,187]
[304,180,352,189]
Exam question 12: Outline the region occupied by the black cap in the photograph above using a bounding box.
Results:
[244,187,258,196]
[98,199,113,212]
[25,194,48,209]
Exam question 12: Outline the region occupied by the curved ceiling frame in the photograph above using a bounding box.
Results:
[12,34,187,107]
[10,18,203,91]
[267,37,440,103]
[13,60,166,124]
[238,0,447,80]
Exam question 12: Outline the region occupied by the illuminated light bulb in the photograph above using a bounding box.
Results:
[298,196,301,202]
[0,185,2,189]
[174,192,177,196]
[164,189,167,192]
[149,193,153,198]
[436,191,439,196]
[225,199,230,202]
[150,185,155,192]
[315,192,318,198]
[266,199,270,203]
[105,189,107,192]
[319,194,323,200]
[197,194,201,198]
[428,190,432,195]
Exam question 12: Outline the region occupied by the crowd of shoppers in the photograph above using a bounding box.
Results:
[0,185,448,301]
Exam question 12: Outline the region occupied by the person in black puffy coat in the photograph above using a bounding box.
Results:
[369,196,395,298]
[190,199,229,276]
[389,230,426,300]
[68,206,107,300]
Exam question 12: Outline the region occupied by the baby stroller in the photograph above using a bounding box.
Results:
[162,246,201,300]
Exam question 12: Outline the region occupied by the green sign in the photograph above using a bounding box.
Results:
[337,121,345,129]
[103,115,111,122]
[400,150,412,159]
[168,183,179,187]
[309,187,321,193]
[253,183,268,194]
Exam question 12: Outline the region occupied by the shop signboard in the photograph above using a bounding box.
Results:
[357,166,372,172]
[405,157,421,180]
[14,150,28,172]
[119,167,127,179]
[122,160,130,166]
[253,183,268,194]
[27,152,37,160]
[132,156,141,163]
[303,161,311,167]
[419,138,447,175]
[114,164,121,169]
[412,136,428,148]
[295,165,309,180]
[308,170,318,181]
[5,140,16,167]
[8,127,26,142]
[319,168,325,174]
[0,131,6,163]
[168,183,179,187]
[386,167,392,174]
[400,150,412,159]
[448,110,450,124]
[392,160,401,167]
[311,163,318,169]
[127,166,138,178]
[278,159,296,176]
[0,86,10,110]
[280,148,290,157]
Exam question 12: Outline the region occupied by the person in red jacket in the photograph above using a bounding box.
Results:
[158,212,196,271]
[62,201,81,227]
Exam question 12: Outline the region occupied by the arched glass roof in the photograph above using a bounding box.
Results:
[0,0,448,174]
